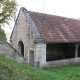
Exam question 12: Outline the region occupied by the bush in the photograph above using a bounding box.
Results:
[0,28,6,41]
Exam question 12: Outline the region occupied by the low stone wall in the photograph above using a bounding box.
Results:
[42,58,80,68]
[0,41,26,63]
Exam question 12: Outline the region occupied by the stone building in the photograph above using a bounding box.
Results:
[10,7,80,68]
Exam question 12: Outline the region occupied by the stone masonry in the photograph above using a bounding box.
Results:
[0,41,26,63]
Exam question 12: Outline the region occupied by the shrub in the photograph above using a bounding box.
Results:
[0,28,6,41]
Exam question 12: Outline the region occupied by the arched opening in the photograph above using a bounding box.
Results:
[18,41,24,56]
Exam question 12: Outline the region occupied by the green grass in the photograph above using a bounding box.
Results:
[0,54,80,80]
[45,65,80,80]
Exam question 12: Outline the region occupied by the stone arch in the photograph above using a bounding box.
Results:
[18,40,24,56]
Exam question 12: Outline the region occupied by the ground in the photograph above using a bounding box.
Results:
[0,54,80,80]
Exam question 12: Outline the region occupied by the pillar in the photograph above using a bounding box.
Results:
[34,43,46,68]
[74,44,79,58]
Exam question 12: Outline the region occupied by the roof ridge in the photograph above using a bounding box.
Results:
[28,10,79,21]
[21,7,77,20]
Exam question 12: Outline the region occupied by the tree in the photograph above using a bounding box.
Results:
[0,0,17,27]
[0,0,17,41]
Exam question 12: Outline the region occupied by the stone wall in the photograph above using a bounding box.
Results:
[34,43,46,68]
[42,58,80,68]
[0,41,26,63]
[10,9,35,64]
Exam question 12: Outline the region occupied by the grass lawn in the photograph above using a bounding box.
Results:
[0,54,80,80]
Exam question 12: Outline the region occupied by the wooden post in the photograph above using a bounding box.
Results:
[75,44,79,58]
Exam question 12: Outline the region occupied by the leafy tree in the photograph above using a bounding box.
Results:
[0,0,17,41]
[0,0,17,26]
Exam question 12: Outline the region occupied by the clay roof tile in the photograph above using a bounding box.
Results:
[28,11,80,43]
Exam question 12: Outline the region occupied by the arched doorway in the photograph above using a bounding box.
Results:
[18,41,24,56]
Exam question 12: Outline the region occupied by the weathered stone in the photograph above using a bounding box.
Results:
[0,41,26,64]
[42,58,80,68]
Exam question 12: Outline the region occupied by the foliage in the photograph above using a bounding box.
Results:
[1,54,80,80]
[0,0,17,26]
[0,28,6,40]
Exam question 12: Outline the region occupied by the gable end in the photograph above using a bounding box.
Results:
[22,7,43,43]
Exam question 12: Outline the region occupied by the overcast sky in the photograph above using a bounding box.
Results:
[4,0,80,33]
[16,0,80,19]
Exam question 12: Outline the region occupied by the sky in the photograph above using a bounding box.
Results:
[16,0,80,19]
[3,0,80,35]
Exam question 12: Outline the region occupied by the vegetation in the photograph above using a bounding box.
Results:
[0,0,17,40]
[0,54,80,80]
[0,28,6,40]
[0,0,17,26]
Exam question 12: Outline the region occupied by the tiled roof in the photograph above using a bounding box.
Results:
[28,11,80,43]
